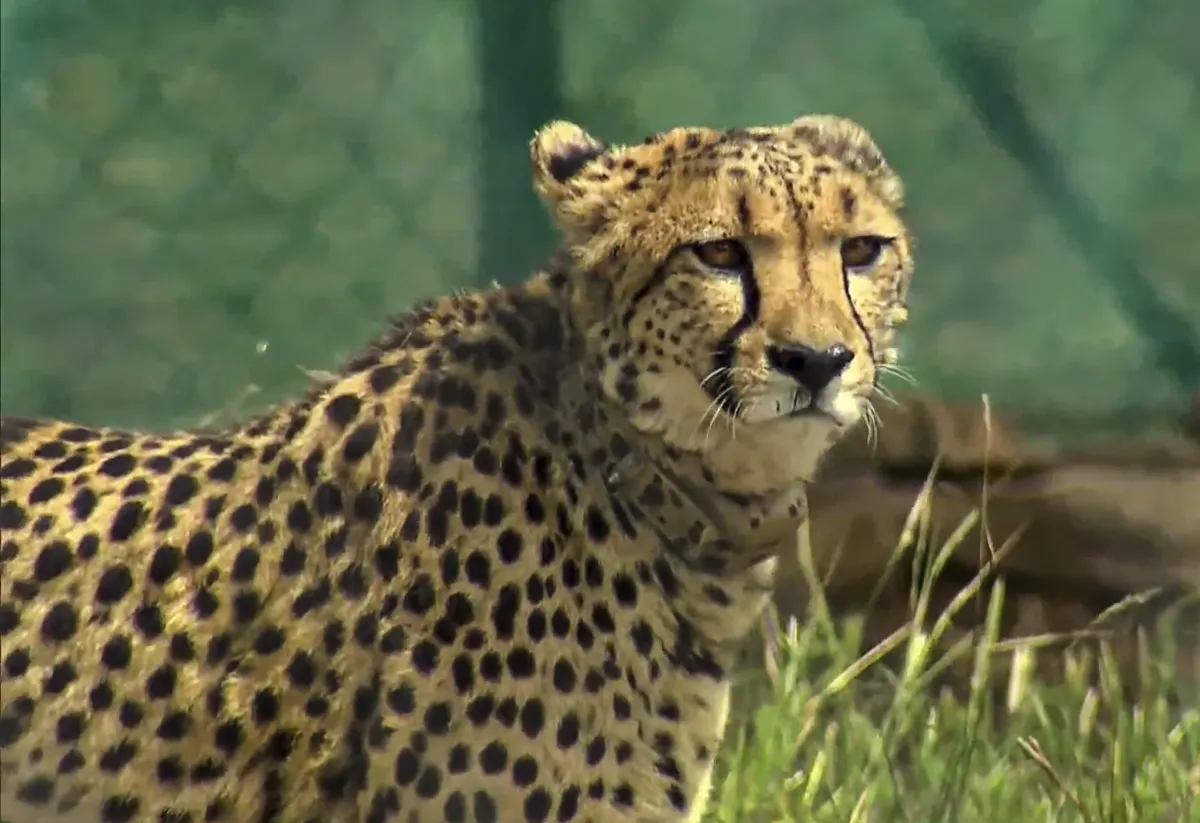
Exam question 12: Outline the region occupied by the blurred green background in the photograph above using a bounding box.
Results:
[1,0,1197,441]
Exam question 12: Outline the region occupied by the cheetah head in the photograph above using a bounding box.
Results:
[531,116,914,495]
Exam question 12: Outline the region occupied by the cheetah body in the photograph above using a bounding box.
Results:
[0,115,914,823]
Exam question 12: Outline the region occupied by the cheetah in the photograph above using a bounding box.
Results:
[0,114,914,823]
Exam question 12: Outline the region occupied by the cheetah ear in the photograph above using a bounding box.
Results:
[530,120,613,233]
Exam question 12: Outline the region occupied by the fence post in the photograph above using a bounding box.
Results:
[474,0,565,288]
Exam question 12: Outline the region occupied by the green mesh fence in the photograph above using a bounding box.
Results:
[2,0,1197,441]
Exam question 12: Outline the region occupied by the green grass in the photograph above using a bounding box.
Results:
[705,504,1200,823]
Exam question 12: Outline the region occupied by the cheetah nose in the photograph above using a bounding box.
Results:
[767,342,855,395]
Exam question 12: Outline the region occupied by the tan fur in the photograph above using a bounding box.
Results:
[0,114,913,822]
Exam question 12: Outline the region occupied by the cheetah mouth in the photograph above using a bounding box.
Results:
[787,392,854,427]
[788,405,838,423]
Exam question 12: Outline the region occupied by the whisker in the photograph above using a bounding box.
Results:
[873,383,902,408]
[690,391,728,450]
[728,398,745,443]
[863,398,881,453]
[879,363,918,387]
[699,366,731,390]
[701,387,735,450]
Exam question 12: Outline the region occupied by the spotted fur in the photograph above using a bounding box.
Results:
[0,114,914,823]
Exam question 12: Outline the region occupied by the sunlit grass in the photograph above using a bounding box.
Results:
[708,600,1198,823]
[706,426,1199,823]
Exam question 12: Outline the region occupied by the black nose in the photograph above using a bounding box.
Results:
[768,342,855,395]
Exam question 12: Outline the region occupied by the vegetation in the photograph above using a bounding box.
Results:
[707,504,1200,823]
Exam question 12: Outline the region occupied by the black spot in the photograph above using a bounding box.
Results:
[343,422,379,463]
[192,587,220,619]
[412,640,439,675]
[3,646,30,677]
[507,647,536,679]
[56,711,86,743]
[337,563,368,599]
[591,604,615,633]
[354,486,383,522]
[33,541,74,582]
[374,542,400,581]
[465,551,491,587]
[325,394,363,428]
[231,548,260,582]
[94,564,134,604]
[314,483,344,518]
[584,507,610,542]
[523,786,552,822]
[322,620,346,655]
[354,612,379,648]
[424,702,452,735]
[612,783,635,806]
[234,590,262,623]
[630,621,654,656]
[0,604,20,637]
[98,453,137,478]
[558,784,582,821]
[157,755,186,782]
[380,626,407,655]
[169,633,195,662]
[286,651,318,689]
[490,583,520,639]
[134,605,165,639]
[206,457,238,483]
[14,774,55,804]
[519,698,545,738]
[544,133,609,183]
[474,791,498,823]
[99,740,138,773]
[465,694,494,727]
[148,544,182,585]
[286,500,313,533]
[403,574,437,615]
[0,500,27,530]
[28,477,65,503]
[393,747,420,786]
[280,543,306,576]
[214,719,244,755]
[369,364,401,394]
[444,791,467,823]
[386,684,416,716]
[74,534,98,561]
[556,712,580,748]
[254,626,286,655]
[479,741,507,774]
[40,601,79,642]
[109,500,147,541]
[69,487,97,521]
[483,493,505,525]
[0,458,37,480]
[90,681,115,711]
[496,529,523,564]
[158,711,192,744]
[102,635,134,670]
[164,474,199,506]
[585,736,605,766]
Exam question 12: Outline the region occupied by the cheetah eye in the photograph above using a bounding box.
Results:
[692,239,751,273]
[841,235,892,274]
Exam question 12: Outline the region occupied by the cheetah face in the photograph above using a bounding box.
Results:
[531,116,914,491]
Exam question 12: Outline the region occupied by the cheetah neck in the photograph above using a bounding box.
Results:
[527,330,799,636]
[544,269,811,579]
